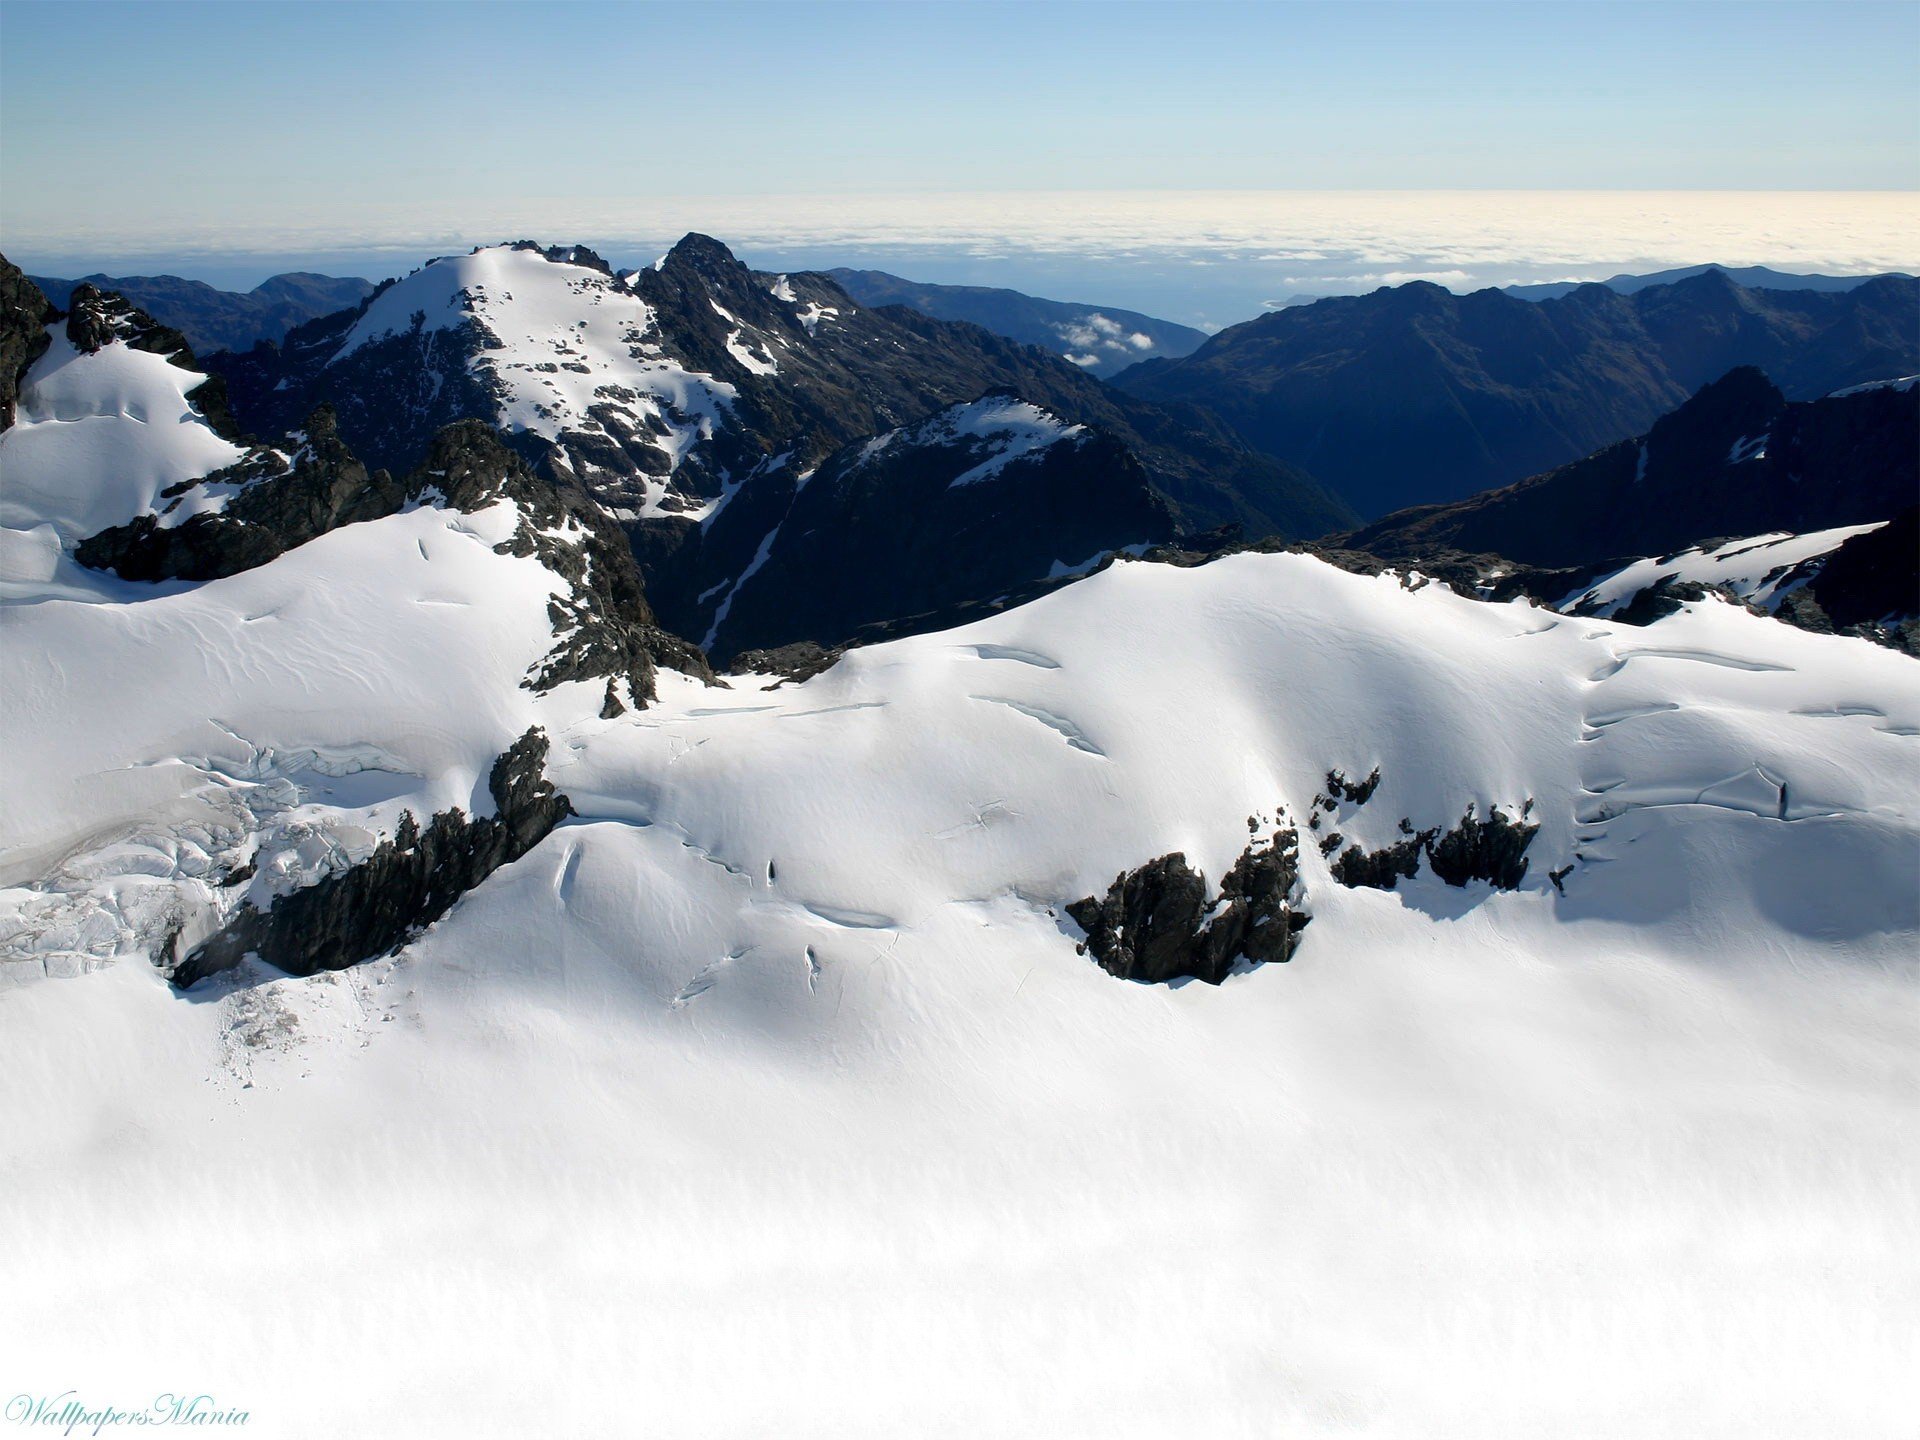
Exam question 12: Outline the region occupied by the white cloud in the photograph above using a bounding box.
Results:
[14,191,1917,306]
[1300,269,1478,288]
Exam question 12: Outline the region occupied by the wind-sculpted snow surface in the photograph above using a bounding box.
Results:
[2,512,1918,1433]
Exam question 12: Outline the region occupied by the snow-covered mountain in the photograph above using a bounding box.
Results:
[204,237,1349,657]
[211,237,1348,535]
[3,252,1918,1436]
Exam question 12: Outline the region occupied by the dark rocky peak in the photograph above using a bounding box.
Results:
[0,253,55,431]
[510,241,614,276]
[65,282,188,358]
[660,231,749,282]
[1644,365,1786,479]
[642,231,798,335]
[1380,279,1458,313]
[418,417,540,509]
[1664,265,1745,298]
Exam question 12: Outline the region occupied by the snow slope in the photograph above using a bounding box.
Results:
[2,464,1917,1433]
[0,330,245,544]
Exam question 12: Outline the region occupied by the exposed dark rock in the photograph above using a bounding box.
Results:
[1610,577,1717,627]
[1324,767,1382,806]
[78,405,396,579]
[728,640,843,684]
[1331,833,1433,890]
[206,235,1355,665]
[0,254,54,431]
[1323,789,1538,892]
[172,730,571,987]
[1773,587,1834,635]
[1067,822,1310,985]
[1425,804,1540,890]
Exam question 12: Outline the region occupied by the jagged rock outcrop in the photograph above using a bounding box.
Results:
[77,405,398,579]
[1309,767,1542,893]
[1068,821,1310,985]
[1330,831,1433,890]
[1426,803,1540,890]
[59,282,247,443]
[0,254,54,431]
[171,730,572,987]
[1609,577,1722,628]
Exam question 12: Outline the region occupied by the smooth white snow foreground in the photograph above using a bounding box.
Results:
[2,549,1918,1439]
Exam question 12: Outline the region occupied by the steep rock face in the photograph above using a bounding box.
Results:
[77,414,709,711]
[665,395,1178,660]
[1341,369,1919,571]
[1068,821,1310,985]
[207,236,1353,545]
[1115,270,1919,516]
[171,730,572,987]
[0,255,54,431]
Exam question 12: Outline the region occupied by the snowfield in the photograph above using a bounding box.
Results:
[0,330,245,544]
[2,319,1918,1438]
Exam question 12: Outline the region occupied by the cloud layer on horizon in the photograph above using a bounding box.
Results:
[10,190,1919,282]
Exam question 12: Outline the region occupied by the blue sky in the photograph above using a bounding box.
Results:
[2,0,1915,320]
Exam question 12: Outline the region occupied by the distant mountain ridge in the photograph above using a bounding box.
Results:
[27,271,373,355]
[1503,263,1915,302]
[1114,268,1920,518]
[826,269,1207,378]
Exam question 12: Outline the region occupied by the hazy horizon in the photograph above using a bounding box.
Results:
[8,188,1918,330]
